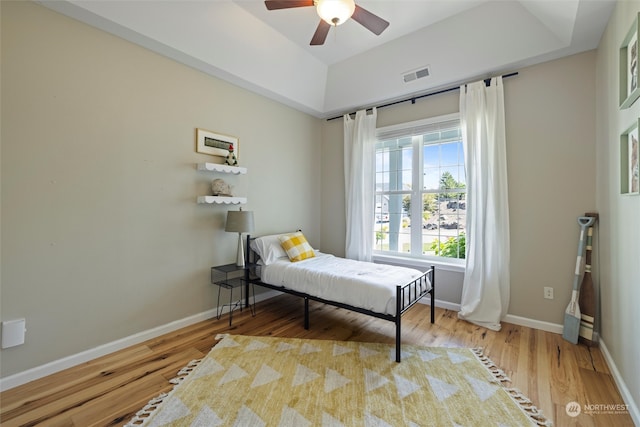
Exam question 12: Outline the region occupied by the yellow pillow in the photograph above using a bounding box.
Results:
[278,232,315,262]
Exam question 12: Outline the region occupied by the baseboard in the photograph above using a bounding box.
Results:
[418,299,565,334]
[0,290,280,392]
[502,313,564,334]
[598,338,640,426]
[418,297,461,312]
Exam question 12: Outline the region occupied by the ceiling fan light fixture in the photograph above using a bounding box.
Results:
[316,0,355,26]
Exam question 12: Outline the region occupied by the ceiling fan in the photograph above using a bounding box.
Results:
[264,0,390,46]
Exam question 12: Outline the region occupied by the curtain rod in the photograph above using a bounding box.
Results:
[327,71,518,121]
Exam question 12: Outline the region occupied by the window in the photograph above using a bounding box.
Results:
[374,113,466,261]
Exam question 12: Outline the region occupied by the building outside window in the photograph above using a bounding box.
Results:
[374,113,466,261]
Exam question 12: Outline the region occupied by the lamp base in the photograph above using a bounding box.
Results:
[236,233,245,267]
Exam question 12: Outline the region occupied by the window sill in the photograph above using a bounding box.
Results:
[373,253,466,273]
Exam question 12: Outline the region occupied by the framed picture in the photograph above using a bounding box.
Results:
[196,128,238,159]
[620,119,640,195]
[630,124,639,194]
[620,13,640,109]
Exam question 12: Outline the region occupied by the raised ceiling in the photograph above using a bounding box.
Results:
[38,0,615,118]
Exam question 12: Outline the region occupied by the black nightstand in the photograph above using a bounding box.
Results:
[211,263,256,326]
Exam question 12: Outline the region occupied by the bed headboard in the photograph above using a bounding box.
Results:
[246,234,258,266]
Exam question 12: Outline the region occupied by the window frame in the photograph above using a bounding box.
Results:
[373,112,466,268]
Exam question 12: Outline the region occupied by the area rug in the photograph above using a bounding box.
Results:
[126,334,551,426]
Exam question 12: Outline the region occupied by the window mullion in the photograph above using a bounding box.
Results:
[411,135,422,255]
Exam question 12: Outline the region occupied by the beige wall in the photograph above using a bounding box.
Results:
[0,1,321,377]
[595,0,640,415]
[322,51,598,322]
[506,51,597,321]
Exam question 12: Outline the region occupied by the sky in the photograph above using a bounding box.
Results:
[376,138,465,192]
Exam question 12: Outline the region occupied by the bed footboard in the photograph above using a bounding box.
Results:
[395,267,435,362]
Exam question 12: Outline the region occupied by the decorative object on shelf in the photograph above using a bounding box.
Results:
[620,13,640,109]
[225,144,238,166]
[196,128,239,160]
[620,118,640,195]
[225,208,254,267]
[211,179,233,197]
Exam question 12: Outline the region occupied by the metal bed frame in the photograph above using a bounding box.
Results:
[243,235,435,362]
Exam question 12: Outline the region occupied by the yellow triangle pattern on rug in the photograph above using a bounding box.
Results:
[126,334,551,427]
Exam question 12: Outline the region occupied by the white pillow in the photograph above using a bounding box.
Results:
[250,234,289,265]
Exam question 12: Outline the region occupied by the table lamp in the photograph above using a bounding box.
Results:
[225,208,254,267]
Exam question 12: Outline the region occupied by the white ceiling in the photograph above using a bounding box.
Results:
[38,0,615,118]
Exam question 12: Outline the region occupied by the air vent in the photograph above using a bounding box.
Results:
[403,65,431,83]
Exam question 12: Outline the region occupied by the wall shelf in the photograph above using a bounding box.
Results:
[197,196,247,205]
[197,162,248,204]
[197,162,247,175]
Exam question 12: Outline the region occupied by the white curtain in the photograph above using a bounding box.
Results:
[344,108,377,261]
[458,77,510,331]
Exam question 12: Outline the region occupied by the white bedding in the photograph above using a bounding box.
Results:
[259,252,430,316]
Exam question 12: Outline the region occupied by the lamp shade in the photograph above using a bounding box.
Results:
[316,0,355,26]
[225,209,254,233]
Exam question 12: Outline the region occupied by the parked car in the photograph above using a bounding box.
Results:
[376,214,389,223]
[441,221,459,229]
[446,201,466,210]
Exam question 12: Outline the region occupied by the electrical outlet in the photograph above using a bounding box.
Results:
[544,287,554,300]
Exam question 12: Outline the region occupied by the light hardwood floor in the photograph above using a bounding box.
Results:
[0,294,634,426]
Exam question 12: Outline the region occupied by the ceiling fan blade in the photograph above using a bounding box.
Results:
[351,4,389,35]
[310,20,331,45]
[264,0,314,10]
